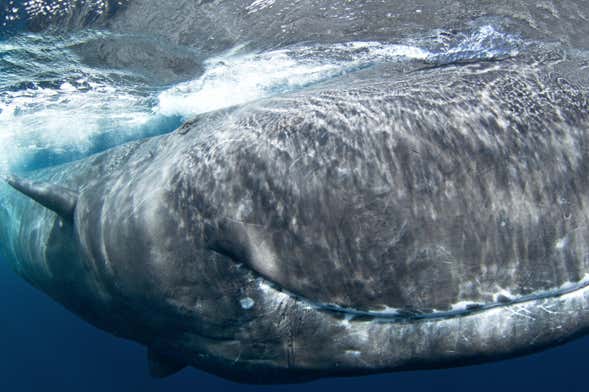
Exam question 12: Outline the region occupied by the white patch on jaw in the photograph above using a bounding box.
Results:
[492,289,514,302]
[557,273,589,291]
[257,280,292,306]
[240,297,255,310]
[353,328,370,343]
[450,301,480,311]
[340,314,354,329]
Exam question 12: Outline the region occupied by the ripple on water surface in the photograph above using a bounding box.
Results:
[0,24,521,173]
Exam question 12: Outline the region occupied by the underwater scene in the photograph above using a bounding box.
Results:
[1,0,589,390]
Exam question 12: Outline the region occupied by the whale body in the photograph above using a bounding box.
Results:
[3,58,589,383]
[2,0,589,385]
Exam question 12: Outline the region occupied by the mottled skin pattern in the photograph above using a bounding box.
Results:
[197,62,589,312]
[2,57,589,382]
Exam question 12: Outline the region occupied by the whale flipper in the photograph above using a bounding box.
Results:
[147,349,187,378]
[3,175,78,221]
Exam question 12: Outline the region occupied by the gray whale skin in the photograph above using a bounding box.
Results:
[4,1,589,384]
[3,59,589,383]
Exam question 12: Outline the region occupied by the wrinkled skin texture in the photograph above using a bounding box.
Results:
[2,0,589,384]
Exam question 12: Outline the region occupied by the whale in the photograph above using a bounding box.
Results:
[2,54,589,383]
[4,0,589,385]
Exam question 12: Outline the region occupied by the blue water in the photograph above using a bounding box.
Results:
[0,2,587,390]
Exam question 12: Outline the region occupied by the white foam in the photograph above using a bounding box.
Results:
[0,32,158,173]
[0,80,153,171]
[156,24,519,119]
[155,42,430,118]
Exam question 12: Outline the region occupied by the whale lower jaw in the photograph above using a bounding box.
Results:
[187,270,589,384]
[217,272,589,383]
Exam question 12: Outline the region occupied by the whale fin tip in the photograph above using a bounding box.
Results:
[147,349,187,378]
[3,175,78,221]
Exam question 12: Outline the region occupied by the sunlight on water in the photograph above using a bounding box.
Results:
[156,25,520,118]
[156,42,430,117]
[0,32,167,171]
[1,0,126,28]
[0,24,521,174]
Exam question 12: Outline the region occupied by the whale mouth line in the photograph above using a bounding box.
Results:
[214,241,589,323]
[253,273,589,323]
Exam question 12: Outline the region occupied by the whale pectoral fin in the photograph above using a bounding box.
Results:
[147,349,187,378]
[2,175,78,221]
